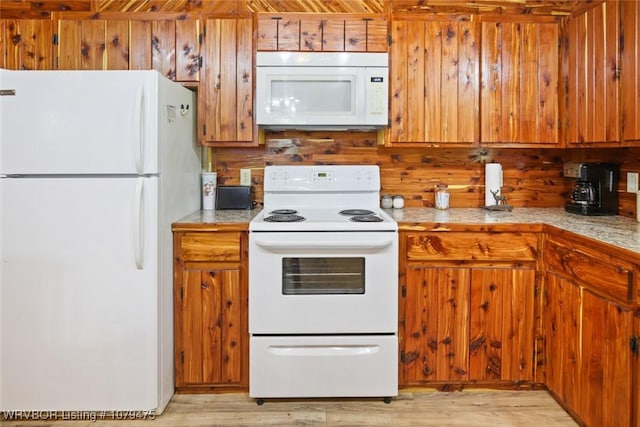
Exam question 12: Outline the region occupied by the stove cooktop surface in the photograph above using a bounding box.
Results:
[251,165,397,232]
[250,207,397,232]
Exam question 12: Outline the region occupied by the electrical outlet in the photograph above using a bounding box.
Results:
[627,172,639,193]
[240,168,252,186]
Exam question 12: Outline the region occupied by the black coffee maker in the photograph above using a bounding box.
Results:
[564,162,619,215]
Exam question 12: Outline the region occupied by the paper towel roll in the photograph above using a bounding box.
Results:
[485,163,503,206]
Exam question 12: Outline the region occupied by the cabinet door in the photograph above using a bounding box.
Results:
[579,289,634,427]
[257,14,386,52]
[364,17,388,52]
[178,267,243,387]
[390,19,479,144]
[1,19,53,70]
[403,264,535,385]
[403,267,470,383]
[542,272,636,427]
[200,18,253,146]
[481,19,559,145]
[540,273,581,411]
[566,2,620,145]
[621,0,640,144]
[256,15,278,51]
[56,18,199,80]
[469,268,535,381]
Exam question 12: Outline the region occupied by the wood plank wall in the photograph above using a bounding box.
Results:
[212,131,640,218]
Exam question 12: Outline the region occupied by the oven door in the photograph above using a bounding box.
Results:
[249,231,398,334]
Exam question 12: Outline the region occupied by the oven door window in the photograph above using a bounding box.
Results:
[282,257,365,295]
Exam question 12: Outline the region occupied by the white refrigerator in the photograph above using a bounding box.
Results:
[0,70,201,412]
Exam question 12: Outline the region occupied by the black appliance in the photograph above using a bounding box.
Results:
[564,162,619,215]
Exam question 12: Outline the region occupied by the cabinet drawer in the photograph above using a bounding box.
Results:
[544,238,633,302]
[180,232,241,262]
[405,232,538,261]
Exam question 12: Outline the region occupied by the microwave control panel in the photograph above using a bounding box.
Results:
[368,76,386,115]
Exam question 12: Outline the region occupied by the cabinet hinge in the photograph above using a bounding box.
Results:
[387,34,392,46]
[400,350,405,363]
[202,124,206,136]
[180,287,184,300]
[630,336,639,356]
[198,56,203,69]
[198,32,203,45]
[180,351,184,364]
[52,33,58,45]
[401,285,406,298]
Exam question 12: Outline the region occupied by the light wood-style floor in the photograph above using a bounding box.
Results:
[2,389,578,427]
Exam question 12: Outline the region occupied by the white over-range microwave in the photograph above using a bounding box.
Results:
[255,51,389,130]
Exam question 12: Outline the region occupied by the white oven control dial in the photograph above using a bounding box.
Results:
[354,168,375,184]
[268,169,288,182]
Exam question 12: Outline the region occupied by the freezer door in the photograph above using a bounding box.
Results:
[0,70,165,175]
[0,176,161,411]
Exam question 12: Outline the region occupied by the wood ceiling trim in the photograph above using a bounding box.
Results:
[0,0,605,19]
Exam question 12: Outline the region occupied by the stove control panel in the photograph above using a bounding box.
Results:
[311,170,334,182]
[264,165,380,192]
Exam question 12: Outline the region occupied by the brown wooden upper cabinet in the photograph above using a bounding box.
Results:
[257,13,387,52]
[54,16,200,82]
[199,18,254,146]
[389,16,560,146]
[565,2,620,146]
[0,19,53,70]
[480,18,560,146]
[565,1,640,147]
[389,17,480,145]
[621,0,640,145]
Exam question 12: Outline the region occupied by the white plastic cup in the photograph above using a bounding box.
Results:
[202,172,217,210]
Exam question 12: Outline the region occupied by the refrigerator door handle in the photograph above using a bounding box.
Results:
[133,177,145,269]
[133,86,145,175]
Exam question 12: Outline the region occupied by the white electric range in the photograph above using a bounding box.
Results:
[248,165,398,402]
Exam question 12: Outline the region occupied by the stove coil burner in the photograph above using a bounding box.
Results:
[339,209,375,216]
[269,209,298,215]
[264,214,305,223]
[350,214,383,223]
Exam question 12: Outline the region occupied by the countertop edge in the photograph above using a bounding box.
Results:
[172,208,640,256]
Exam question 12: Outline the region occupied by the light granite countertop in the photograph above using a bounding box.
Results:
[173,207,640,255]
[175,209,260,225]
[390,207,640,255]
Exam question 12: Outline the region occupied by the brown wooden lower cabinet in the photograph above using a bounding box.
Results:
[540,232,639,427]
[173,230,248,392]
[402,266,536,384]
[399,231,539,386]
[171,225,640,426]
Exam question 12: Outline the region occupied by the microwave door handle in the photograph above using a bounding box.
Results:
[254,239,393,252]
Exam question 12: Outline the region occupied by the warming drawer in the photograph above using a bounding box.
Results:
[249,335,398,399]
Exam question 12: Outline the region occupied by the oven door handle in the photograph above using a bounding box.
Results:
[254,238,394,253]
[268,345,380,357]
